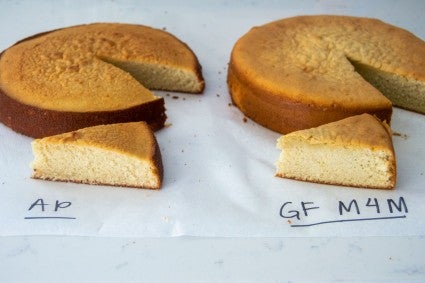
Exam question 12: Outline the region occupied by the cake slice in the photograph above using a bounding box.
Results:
[276,114,396,189]
[31,122,163,189]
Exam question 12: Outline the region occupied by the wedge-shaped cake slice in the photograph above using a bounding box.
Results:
[31,122,163,189]
[276,114,396,189]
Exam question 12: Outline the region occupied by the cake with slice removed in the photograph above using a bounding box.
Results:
[276,113,396,189]
[228,15,425,134]
[31,122,163,189]
[0,23,204,138]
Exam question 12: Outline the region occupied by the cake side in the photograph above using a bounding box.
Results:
[228,65,392,134]
[0,85,166,138]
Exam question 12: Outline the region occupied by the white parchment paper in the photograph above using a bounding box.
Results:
[0,0,424,237]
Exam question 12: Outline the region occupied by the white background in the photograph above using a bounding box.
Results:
[0,0,424,282]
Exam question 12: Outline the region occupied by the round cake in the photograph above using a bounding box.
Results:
[0,23,204,138]
[228,15,425,134]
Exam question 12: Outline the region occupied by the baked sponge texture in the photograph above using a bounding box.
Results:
[276,114,396,189]
[31,122,163,189]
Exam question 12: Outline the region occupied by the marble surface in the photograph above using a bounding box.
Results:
[1,0,425,281]
[0,236,424,282]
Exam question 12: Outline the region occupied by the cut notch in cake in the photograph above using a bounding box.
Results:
[276,114,396,189]
[31,122,163,189]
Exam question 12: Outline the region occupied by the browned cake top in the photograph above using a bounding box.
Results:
[278,113,393,150]
[0,23,200,112]
[36,122,157,159]
[231,15,425,108]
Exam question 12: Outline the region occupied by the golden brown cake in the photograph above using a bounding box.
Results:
[276,114,396,189]
[0,23,204,138]
[228,15,425,134]
[31,122,163,189]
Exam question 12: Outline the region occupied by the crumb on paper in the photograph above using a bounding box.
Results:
[164,123,172,128]
[287,219,292,224]
[393,132,408,139]
[214,259,224,266]
[216,94,220,97]
[228,103,233,107]
[243,117,248,123]
[172,96,179,99]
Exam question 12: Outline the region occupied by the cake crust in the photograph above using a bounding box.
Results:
[274,173,395,190]
[0,84,166,138]
[228,66,392,134]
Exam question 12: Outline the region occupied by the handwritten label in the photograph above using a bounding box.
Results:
[280,197,408,227]
[25,198,76,220]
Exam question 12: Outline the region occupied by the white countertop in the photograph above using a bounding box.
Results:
[1,236,424,282]
[1,0,425,282]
